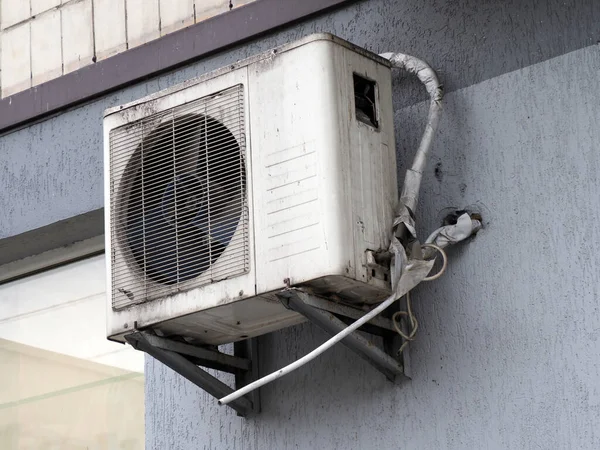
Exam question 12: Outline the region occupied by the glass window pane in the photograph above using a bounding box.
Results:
[0,255,144,449]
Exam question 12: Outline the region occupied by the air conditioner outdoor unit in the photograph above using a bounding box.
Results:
[104,33,397,346]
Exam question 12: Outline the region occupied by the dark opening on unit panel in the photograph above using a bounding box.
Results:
[353,73,378,128]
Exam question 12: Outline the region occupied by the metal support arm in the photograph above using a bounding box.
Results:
[126,332,259,416]
[126,289,406,416]
[277,289,406,382]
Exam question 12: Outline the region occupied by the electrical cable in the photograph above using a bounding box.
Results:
[422,243,447,281]
[219,289,402,406]
[220,245,448,406]
[392,244,447,354]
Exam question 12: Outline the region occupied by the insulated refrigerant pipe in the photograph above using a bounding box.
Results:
[379,52,443,215]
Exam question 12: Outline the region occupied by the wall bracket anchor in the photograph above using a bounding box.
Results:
[276,289,409,382]
[125,331,260,417]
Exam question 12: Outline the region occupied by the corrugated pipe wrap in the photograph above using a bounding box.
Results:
[379,52,444,214]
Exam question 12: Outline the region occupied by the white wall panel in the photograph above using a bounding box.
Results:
[0,0,30,30]
[126,0,159,48]
[31,0,61,16]
[93,0,127,60]
[159,0,194,35]
[30,9,62,85]
[0,22,31,97]
[61,0,94,73]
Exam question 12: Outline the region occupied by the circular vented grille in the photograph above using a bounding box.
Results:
[125,113,244,285]
[109,85,249,309]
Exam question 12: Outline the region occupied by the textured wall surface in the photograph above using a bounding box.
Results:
[2,0,600,448]
[144,45,600,449]
[2,0,600,242]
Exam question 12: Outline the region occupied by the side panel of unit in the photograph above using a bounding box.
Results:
[332,45,397,295]
[249,40,354,296]
[105,67,257,342]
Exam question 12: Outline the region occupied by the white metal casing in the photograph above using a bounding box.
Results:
[104,33,397,345]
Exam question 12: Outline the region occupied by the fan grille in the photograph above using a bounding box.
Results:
[109,85,249,310]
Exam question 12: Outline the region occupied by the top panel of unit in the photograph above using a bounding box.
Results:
[104,33,391,118]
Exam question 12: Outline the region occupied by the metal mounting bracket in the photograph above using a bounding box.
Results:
[125,331,260,417]
[276,289,409,382]
[125,288,408,417]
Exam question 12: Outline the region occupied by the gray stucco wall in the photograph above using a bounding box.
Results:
[1,0,599,243]
[2,0,600,448]
[144,45,600,449]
